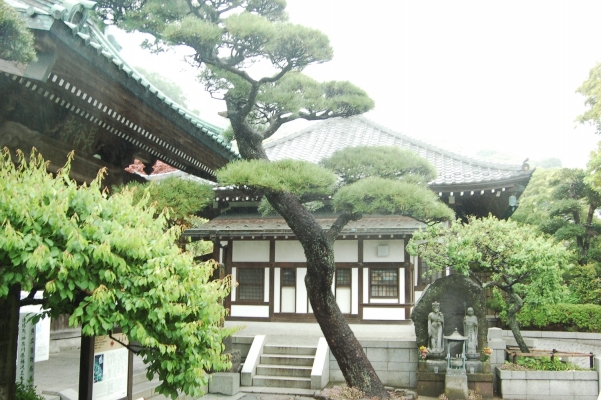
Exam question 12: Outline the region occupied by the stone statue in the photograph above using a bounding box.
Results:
[427,301,444,353]
[463,307,478,355]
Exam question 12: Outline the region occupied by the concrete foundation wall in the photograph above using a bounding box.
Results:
[496,368,599,400]
[329,339,418,387]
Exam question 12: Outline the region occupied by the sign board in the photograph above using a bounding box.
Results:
[91,334,129,400]
[16,313,35,384]
[20,303,51,363]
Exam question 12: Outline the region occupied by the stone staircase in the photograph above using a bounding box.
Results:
[252,344,317,389]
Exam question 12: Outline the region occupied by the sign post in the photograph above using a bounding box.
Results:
[79,331,133,400]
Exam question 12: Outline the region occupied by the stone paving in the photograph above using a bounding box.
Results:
[533,339,601,369]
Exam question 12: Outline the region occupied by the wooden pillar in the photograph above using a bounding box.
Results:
[0,284,21,400]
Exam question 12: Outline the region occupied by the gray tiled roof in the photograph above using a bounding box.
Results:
[183,214,424,239]
[264,116,530,187]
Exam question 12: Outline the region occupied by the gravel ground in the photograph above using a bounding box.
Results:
[534,339,600,369]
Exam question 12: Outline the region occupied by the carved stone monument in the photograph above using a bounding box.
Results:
[413,274,492,399]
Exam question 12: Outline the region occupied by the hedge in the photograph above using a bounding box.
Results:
[517,303,601,332]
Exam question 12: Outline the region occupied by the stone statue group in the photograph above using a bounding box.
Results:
[427,302,478,357]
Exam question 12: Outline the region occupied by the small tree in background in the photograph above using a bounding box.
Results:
[0,0,36,63]
[115,176,216,254]
[0,149,234,399]
[408,216,572,353]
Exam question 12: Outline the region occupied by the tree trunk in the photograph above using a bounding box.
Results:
[506,293,529,353]
[229,101,389,398]
[0,284,20,400]
[266,191,390,398]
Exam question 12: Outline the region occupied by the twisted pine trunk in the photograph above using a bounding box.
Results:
[229,106,389,398]
[266,191,389,398]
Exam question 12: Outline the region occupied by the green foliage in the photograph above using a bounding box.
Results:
[15,382,44,400]
[577,63,601,134]
[134,66,189,107]
[114,177,214,222]
[332,177,454,223]
[565,264,601,305]
[0,149,234,399]
[408,216,571,309]
[0,0,36,63]
[511,168,601,270]
[514,356,584,371]
[321,146,437,184]
[216,159,337,196]
[517,303,601,332]
[108,0,374,131]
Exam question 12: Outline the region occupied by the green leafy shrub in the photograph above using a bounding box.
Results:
[517,303,601,332]
[514,356,584,371]
[16,382,44,400]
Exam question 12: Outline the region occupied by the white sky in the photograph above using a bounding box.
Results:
[110,1,601,168]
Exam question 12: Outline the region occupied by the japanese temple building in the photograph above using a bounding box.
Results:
[184,116,534,324]
[1,0,237,187]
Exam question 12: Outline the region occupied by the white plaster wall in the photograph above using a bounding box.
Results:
[363,240,405,262]
[363,307,405,320]
[336,287,351,313]
[232,240,270,262]
[296,268,308,313]
[232,267,237,300]
[399,267,405,303]
[275,241,306,262]
[363,268,369,303]
[274,268,281,313]
[411,255,418,286]
[351,268,359,314]
[263,267,270,302]
[231,305,270,318]
[334,240,358,262]
[370,298,398,304]
[281,287,295,312]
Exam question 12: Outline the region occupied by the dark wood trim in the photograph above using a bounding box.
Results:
[79,335,94,400]
[358,238,364,263]
[231,300,269,306]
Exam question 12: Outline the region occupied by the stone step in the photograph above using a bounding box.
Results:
[256,364,312,377]
[252,375,311,389]
[40,394,60,400]
[262,344,317,356]
[260,354,315,366]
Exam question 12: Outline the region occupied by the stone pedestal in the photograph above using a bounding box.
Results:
[445,369,468,400]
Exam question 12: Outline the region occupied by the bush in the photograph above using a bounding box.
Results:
[514,356,584,371]
[16,382,45,400]
[517,303,601,332]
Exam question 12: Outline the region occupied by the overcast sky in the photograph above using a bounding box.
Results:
[110,1,601,168]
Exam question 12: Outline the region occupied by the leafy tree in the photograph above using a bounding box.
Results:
[0,149,234,399]
[114,176,214,226]
[134,66,190,108]
[105,1,453,395]
[511,168,601,270]
[0,0,36,63]
[407,216,572,353]
[577,62,601,134]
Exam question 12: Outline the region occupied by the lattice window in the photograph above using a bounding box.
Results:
[238,268,264,301]
[371,268,398,298]
[282,269,296,286]
[336,269,351,286]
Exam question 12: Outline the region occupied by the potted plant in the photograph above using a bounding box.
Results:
[419,346,429,371]
[481,347,492,373]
